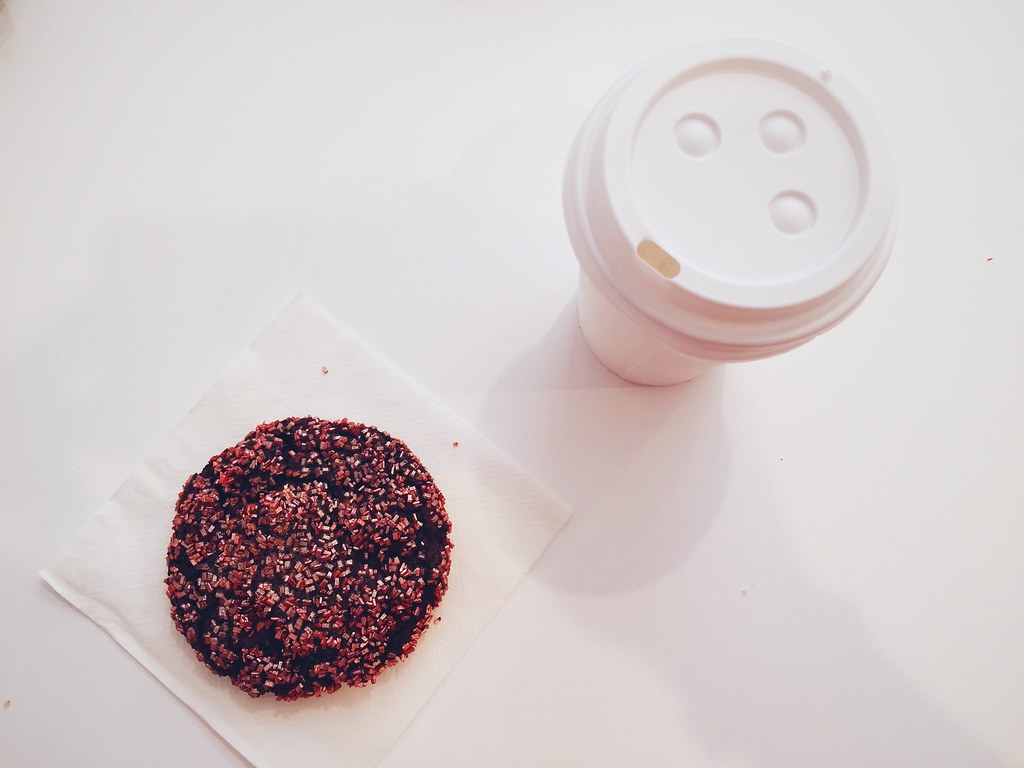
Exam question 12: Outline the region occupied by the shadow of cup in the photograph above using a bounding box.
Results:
[478,298,730,594]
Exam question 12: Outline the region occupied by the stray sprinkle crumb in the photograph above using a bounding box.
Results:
[321,366,329,375]
[452,441,459,448]
[433,616,441,625]
[987,258,994,262]
[3,700,10,709]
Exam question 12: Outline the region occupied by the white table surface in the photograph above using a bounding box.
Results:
[2,2,1022,766]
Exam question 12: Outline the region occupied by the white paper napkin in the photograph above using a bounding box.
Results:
[41,294,571,768]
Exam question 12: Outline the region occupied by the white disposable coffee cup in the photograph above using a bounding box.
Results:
[563,39,898,385]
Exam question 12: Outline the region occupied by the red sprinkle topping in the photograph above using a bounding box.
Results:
[452,441,459,448]
[321,366,329,374]
[165,416,452,701]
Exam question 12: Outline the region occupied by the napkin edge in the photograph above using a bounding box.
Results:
[39,567,273,768]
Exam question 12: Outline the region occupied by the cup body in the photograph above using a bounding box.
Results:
[577,270,718,386]
[564,39,898,385]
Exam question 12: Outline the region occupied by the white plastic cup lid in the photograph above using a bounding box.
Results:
[564,39,898,359]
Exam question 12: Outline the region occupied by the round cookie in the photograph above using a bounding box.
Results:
[165,416,452,701]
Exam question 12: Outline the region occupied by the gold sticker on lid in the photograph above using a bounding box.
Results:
[636,240,680,279]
